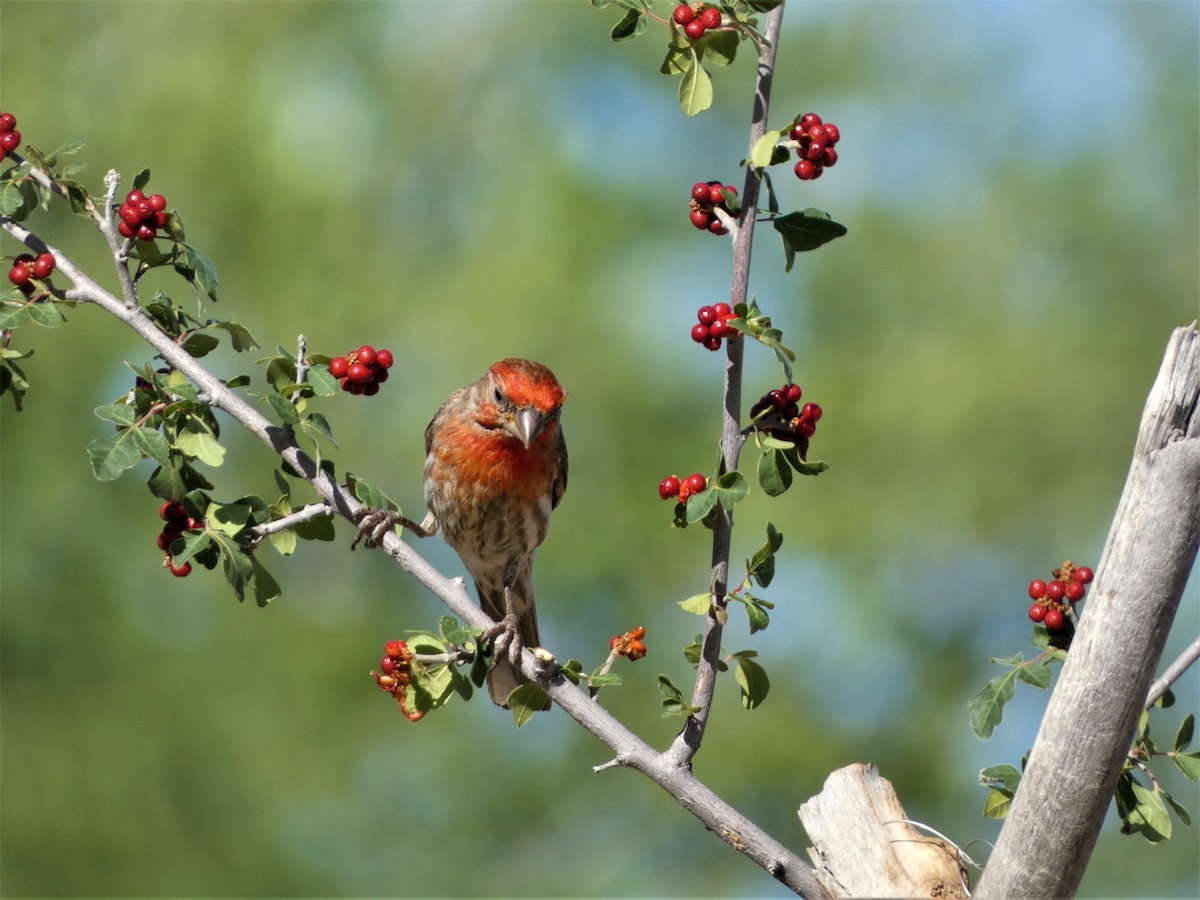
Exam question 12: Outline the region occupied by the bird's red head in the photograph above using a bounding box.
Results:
[488,358,565,416]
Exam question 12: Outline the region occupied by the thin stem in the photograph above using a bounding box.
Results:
[664,1,785,770]
[1145,633,1200,709]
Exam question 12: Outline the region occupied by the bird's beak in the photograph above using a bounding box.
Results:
[508,407,544,448]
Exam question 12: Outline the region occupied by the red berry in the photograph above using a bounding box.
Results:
[364,381,381,396]
[346,381,367,395]
[1046,580,1066,601]
[708,184,725,205]
[822,147,838,168]
[126,190,146,206]
[810,165,824,180]
[380,656,398,674]
[799,112,822,131]
[794,159,816,180]
[159,500,187,521]
[768,389,787,410]
[659,475,681,499]
[805,140,827,162]
[823,123,840,145]
[148,194,167,212]
[699,5,721,28]
[7,265,29,286]
[32,253,54,279]
[119,203,141,225]
[678,483,692,504]
[1064,581,1086,603]
[696,306,717,327]
[1044,608,1064,630]
[801,401,822,421]
[1028,603,1047,623]
[136,224,157,241]
[673,4,695,25]
[0,113,15,132]
[797,419,817,438]
[690,209,710,229]
[346,362,372,384]
[702,334,722,351]
[136,200,154,220]
[708,318,730,339]
[384,639,407,658]
[374,367,390,384]
[117,221,136,239]
[784,383,802,403]
[356,344,377,367]
[1028,579,1047,600]
[691,182,710,202]
[376,348,394,369]
[153,210,167,228]
[329,356,349,378]
[807,124,828,144]
[1073,566,1094,584]
[0,130,20,152]
[707,219,727,235]
[684,19,705,40]
[713,302,731,319]
[685,473,707,493]
[168,560,192,578]
[691,323,710,344]
[156,532,173,552]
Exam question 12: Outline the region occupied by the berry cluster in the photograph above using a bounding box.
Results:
[659,472,707,504]
[673,3,722,41]
[370,639,422,721]
[117,190,169,241]
[157,500,202,577]
[1028,561,1094,631]
[329,344,394,395]
[0,112,20,161]
[790,112,840,181]
[689,181,738,235]
[750,381,823,453]
[8,252,56,296]
[690,302,735,351]
[610,626,648,661]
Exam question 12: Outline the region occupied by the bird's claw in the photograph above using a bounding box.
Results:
[484,612,524,666]
[351,508,402,550]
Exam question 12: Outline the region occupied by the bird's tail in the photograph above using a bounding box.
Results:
[477,561,546,709]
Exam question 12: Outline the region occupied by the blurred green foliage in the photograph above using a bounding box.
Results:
[2,1,1197,896]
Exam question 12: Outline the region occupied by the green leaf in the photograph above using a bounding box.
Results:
[1170,750,1200,781]
[175,415,225,467]
[758,447,792,497]
[773,208,848,272]
[678,592,712,615]
[678,51,712,117]
[700,28,737,66]
[979,763,1023,792]
[747,525,782,587]
[750,129,786,170]
[745,599,770,633]
[209,501,253,537]
[251,557,282,607]
[132,426,172,467]
[609,6,646,41]
[657,674,696,717]
[684,486,719,523]
[306,364,338,396]
[968,667,1019,740]
[588,672,623,688]
[213,320,259,351]
[1015,660,1053,689]
[1126,780,1172,842]
[269,526,298,557]
[1174,713,1194,752]
[1161,789,1192,825]
[735,657,770,709]
[94,402,137,426]
[0,304,30,329]
[982,788,1013,820]
[509,683,550,727]
[27,301,66,328]
[347,472,386,509]
[87,431,141,481]
[181,331,220,358]
[264,390,301,424]
[132,168,151,191]
[300,411,338,448]
[169,529,212,566]
[175,242,219,303]
[713,469,750,509]
[293,512,335,542]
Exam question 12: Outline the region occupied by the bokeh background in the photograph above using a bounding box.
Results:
[2,1,1198,896]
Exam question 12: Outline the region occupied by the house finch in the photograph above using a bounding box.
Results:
[355,358,568,708]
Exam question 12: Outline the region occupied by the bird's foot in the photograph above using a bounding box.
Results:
[483,611,524,666]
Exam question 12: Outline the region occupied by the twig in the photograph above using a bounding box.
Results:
[248,502,332,538]
[1145,633,1200,709]
[664,0,786,771]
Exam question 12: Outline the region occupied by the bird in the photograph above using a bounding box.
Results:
[355,358,568,708]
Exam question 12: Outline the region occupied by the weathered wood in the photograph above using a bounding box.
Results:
[799,763,968,898]
[976,326,1200,898]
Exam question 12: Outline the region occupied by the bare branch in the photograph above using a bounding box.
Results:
[1145,632,1200,710]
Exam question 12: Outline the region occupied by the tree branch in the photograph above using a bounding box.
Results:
[1144,632,1200,710]
[665,0,786,771]
[976,325,1200,898]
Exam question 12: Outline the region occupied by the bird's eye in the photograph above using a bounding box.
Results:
[493,387,503,403]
